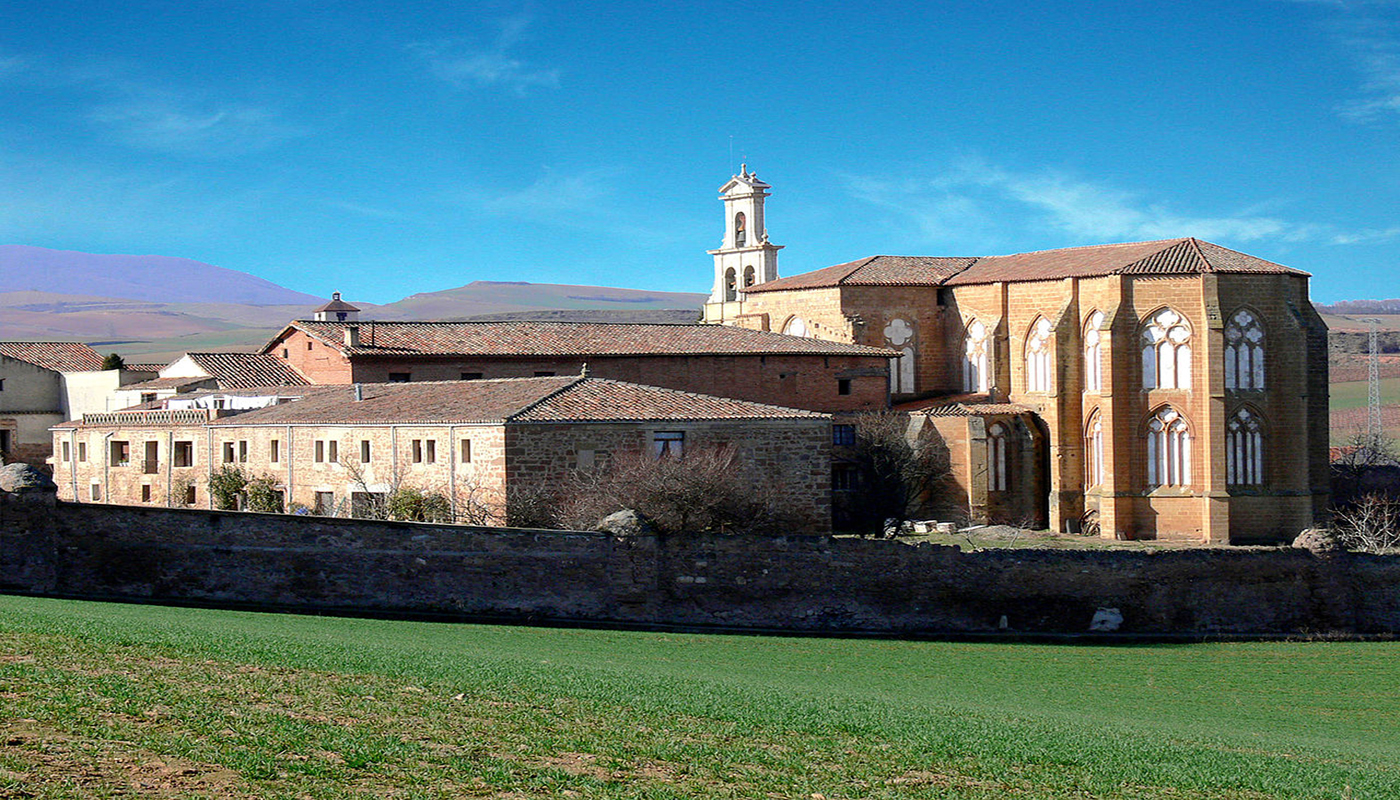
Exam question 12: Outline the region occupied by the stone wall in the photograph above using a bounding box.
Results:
[3,498,1398,635]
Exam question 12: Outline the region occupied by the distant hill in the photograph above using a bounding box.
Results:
[0,245,324,305]
[1315,299,1400,316]
[370,281,706,320]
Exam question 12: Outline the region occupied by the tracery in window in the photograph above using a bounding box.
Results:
[1147,406,1191,487]
[1224,309,1265,391]
[1142,308,1192,390]
[1227,407,1264,486]
[1084,310,1105,393]
[963,319,990,393]
[884,317,915,394]
[1085,411,1104,488]
[988,422,1008,491]
[783,316,809,338]
[1026,317,1053,392]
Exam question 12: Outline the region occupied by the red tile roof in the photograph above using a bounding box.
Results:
[745,239,1307,293]
[897,393,1035,417]
[120,376,219,392]
[182,352,308,388]
[0,341,105,372]
[123,364,165,373]
[60,376,826,427]
[270,320,895,358]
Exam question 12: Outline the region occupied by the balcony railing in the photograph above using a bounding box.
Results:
[82,409,214,427]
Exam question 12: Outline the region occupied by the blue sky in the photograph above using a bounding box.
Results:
[1,1,1398,304]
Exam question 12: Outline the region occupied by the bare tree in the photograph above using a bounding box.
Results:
[1333,494,1400,553]
[838,411,949,536]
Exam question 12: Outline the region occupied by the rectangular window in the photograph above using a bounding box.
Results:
[173,441,193,468]
[388,372,411,383]
[837,378,852,396]
[270,439,280,463]
[314,441,325,462]
[0,378,4,390]
[110,440,130,466]
[833,424,856,447]
[61,441,71,462]
[307,341,314,350]
[281,348,289,358]
[534,371,556,377]
[425,439,436,463]
[238,440,248,463]
[144,441,159,474]
[577,448,596,469]
[140,392,157,404]
[223,442,236,463]
[78,442,87,462]
[185,485,197,505]
[141,484,152,502]
[653,431,684,458]
[832,465,859,492]
[460,439,472,463]
[328,440,338,463]
[461,372,483,380]
[360,440,371,463]
[90,483,102,501]
[412,439,424,463]
[314,491,335,516]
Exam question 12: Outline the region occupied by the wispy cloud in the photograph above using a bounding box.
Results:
[89,95,296,155]
[844,159,1394,249]
[411,15,560,95]
[1291,2,1400,121]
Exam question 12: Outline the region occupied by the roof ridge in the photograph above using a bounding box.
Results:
[1113,238,1195,274]
[981,238,1188,259]
[502,375,590,422]
[836,256,880,285]
[573,375,824,416]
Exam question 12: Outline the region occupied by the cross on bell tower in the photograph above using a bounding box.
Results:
[704,165,782,319]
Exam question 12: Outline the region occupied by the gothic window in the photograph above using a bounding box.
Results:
[724,268,737,302]
[1225,310,1265,391]
[1025,317,1053,392]
[1146,406,1191,488]
[884,318,916,394]
[963,319,990,393]
[987,422,1008,491]
[1084,310,1105,393]
[734,212,747,247]
[1227,407,1264,486]
[1085,411,1104,488]
[743,265,755,287]
[783,316,809,338]
[1141,308,1192,390]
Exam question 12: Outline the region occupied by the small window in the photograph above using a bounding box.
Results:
[832,465,859,492]
[281,348,289,359]
[314,491,335,516]
[0,378,5,391]
[184,484,197,505]
[270,439,280,463]
[837,378,852,396]
[425,439,436,464]
[314,441,325,463]
[140,392,157,404]
[461,372,483,380]
[388,372,411,383]
[307,341,314,350]
[460,439,472,463]
[143,441,158,474]
[110,440,130,467]
[328,441,338,463]
[577,448,596,469]
[833,424,856,447]
[238,440,248,463]
[78,442,88,463]
[534,371,556,377]
[653,431,684,458]
[173,441,193,468]
[141,484,152,502]
[222,442,236,463]
[61,441,71,461]
[90,483,102,501]
[360,440,371,463]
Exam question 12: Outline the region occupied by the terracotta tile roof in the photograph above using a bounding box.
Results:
[120,376,219,392]
[513,377,827,422]
[272,321,895,358]
[745,239,1306,292]
[123,364,165,373]
[183,352,309,388]
[744,256,978,292]
[898,393,1035,417]
[0,341,104,372]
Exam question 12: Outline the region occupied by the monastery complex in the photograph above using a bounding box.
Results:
[16,168,1330,544]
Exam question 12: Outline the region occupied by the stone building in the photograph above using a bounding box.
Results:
[258,319,894,414]
[701,171,1329,544]
[51,375,833,532]
[113,352,308,409]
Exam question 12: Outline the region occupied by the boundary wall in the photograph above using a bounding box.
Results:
[4,497,1399,635]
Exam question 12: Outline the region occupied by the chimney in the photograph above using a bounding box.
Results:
[353,383,363,402]
[345,325,360,348]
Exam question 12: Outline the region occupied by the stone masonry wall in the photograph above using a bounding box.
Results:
[3,498,1398,635]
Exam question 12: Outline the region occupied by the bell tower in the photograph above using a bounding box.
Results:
[703,165,782,324]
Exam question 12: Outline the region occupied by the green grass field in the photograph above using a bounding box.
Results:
[1,595,1397,798]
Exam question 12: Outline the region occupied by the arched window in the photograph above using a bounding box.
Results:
[1085,411,1104,488]
[734,212,747,247]
[1225,310,1265,391]
[1142,308,1192,390]
[724,267,737,302]
[884,318,916,394]
[783,316,808,338]
[988,422,1008,491]
[1147,406,1191,488]
[1227,407,1264,486]
[1084,310,1104,393]
[743,265,756,288]
[1025,317,1053,392]
[963,319,990,393]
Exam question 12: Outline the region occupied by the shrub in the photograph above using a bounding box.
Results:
[838,411,949,536]
[385,486,452,523]
[244,475,285,514]
[207,465,248,511]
